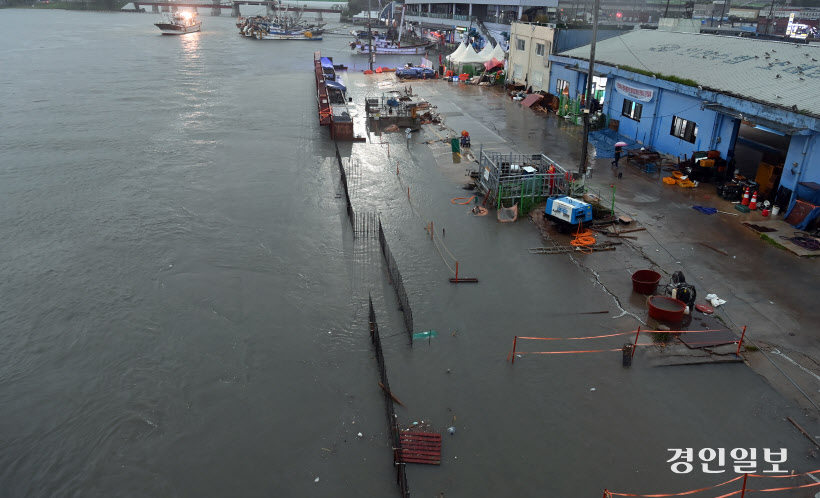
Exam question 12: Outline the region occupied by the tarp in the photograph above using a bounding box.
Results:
[445,42,467,62]
[484,57,503,71]
[326,79,346,92]
[320,57,334,68]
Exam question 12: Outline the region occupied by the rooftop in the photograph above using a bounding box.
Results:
[558,30,820,119]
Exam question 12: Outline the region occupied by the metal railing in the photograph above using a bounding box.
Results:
[378,218,414,346]
[368,295,410,498]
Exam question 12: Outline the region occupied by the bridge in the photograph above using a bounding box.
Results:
[134,0,342,17]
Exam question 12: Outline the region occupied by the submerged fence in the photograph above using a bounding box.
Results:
[335,145,378,239]
[368,295,410,498]
[335,145,355,231]
[378,217,414,346]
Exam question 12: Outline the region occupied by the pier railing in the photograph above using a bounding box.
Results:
[378,218,414,346]
[368,295,410,498]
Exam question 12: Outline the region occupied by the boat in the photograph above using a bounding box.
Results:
[351,36,431,55]
[242,5,325,40]
[315,52,356,140]
[154,11,201,35]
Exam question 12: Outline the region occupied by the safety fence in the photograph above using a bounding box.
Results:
[508,327,748,365]
[335,145,355,232]
[378,218,414,346]
[604,468,820,498]
[368,295,410,498]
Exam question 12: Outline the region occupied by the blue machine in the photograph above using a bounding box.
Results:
[545,196,593,232]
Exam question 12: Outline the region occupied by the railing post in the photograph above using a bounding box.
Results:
[736,326,747,356]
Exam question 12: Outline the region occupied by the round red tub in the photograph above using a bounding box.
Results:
[648,295,687,322]
[632,270,662,295]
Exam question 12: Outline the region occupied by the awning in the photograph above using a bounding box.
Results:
[705,104,804,135]
[566,66,610,78]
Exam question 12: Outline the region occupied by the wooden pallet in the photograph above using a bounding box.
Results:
[396,432,441,465]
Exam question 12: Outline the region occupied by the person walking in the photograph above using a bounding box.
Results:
[612,146,622,169]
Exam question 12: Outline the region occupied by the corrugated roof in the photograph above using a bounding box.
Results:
[559,30,820,118]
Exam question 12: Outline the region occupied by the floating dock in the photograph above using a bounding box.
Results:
[314,52,365,142]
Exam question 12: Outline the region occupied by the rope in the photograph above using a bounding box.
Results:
[451,196,475,204]
[570,225,597,253]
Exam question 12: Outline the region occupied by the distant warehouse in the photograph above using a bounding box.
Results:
[549,29,820,210]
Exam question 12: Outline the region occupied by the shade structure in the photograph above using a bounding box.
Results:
[452,45,486,64]
[445,42,467,62]
[476,43,494,62]
[489,43,506,62]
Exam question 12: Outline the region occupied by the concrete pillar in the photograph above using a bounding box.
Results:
[468,3,472,18]
[152,4,159,12]
[452,3,456,17]
[231,2,240,17]
[133,3,140,11]
[211,0,220,16]
[518,5,523,20]
[161,5,169,12]
[428,2,431,13]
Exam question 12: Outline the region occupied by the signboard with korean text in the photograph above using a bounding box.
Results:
[614,81,655,103]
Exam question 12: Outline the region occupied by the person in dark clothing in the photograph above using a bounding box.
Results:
[612,146,622,168]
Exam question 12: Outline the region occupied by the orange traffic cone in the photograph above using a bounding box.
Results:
[741,187,750,206]
[749,191,758,210]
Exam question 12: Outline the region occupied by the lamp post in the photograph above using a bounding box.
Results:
[579,0,599,175]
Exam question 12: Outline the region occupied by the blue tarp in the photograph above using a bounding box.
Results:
[320,57,334,68]
[587,128,639,159]
[326,79,346,92]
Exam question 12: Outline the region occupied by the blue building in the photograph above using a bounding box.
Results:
[548,30,820,210]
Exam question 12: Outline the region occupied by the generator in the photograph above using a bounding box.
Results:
[545,196,593,233]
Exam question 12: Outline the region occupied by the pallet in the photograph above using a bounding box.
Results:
[396,432,441,465]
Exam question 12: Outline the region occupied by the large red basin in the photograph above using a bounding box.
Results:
[632,270,661,295]
[647,295,687,322]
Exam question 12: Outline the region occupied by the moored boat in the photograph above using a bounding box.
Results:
[155,11,201,35]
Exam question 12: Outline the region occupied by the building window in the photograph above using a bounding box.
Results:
[556,79,569,95]
[513,64,523,81]
[532,71,543,89]
[516,38,525,51]
[671,116,698,143]
[535,43,545,56]
[621,99,642,121]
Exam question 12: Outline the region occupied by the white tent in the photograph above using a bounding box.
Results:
[445,42,467,62]
[452,45,487,64]
[489,43,506,62]
[476,43,494,62]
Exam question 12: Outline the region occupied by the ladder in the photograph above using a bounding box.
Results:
[528,242,620,254]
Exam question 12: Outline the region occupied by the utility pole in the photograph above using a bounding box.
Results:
[664,0,671,18]
[367,0,374,71]
[579,0,599,175]
[766,0,776,35]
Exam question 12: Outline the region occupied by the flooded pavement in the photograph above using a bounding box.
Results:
[340,74,819,497]
[1,9,818,497]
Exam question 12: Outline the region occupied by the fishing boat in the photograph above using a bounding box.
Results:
[351,36,430,55]
[243,5,325,40]
[154,11,201,35]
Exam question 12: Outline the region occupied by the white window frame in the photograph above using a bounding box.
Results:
[535,43,545,56]
[516,38,525,51]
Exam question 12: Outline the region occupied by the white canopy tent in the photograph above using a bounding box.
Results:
[451,45,486,64]
[445,42,467,62]
[475,43,494,62]
[489,43,506,62]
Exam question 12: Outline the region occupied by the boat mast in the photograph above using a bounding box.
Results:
[367,0,373,70]
[397,2,406,46]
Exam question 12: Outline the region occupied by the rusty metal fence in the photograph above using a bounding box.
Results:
[368,295,410,498]
[377,217,414,346]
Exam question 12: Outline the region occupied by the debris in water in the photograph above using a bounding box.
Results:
[590,388,596,391]
[314,477,320,483]
[448,426,456,435]
[357,432,363,438]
